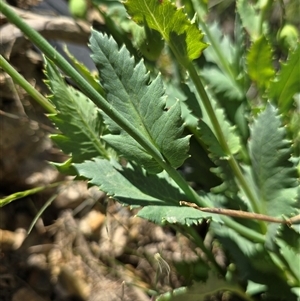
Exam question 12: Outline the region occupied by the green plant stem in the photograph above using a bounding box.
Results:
[0,182,63,207]
[221,215,264,242]
[186,62,267,233]
[0,55,56,114]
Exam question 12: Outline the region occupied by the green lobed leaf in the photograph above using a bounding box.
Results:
[195,120,230,192]
[247,35,275,90]
[268,45,300,114]
[289,105,300,155]
[124,0,208,66]
[248,104,299,217]
[194,101,241,196]
[265,222,300,287]
[89,32,190,173]
[212,223,298,300]
[246,281,267,296]
[233,12,247,76]
[45,60,115,163]
[202,22,237,69]
[201,67,244,101]
[74,158,186,206]
[197,119,225,158]
[51,158,77,176]
[274,223,300,255]
[190,10,245,102]
[164,81,198,128]
[276,238,300,284]
[75,159,219,226]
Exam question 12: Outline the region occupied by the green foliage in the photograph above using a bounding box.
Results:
[247,36,275,90]
[64,47,104,95]
[45,60,116,163]
[201,67,244,101]
[248,104,298,217]
[133,20,165,61]
[212,223,299,300]
[199,97,242,156]
[200,22,244,101]
[268,45,300,113]
[124,0,208,66]
[1,0,299,300]
[75,158,185,207]
[89,31,190,173]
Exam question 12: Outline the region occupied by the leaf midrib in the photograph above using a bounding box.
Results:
[101,45,161,153]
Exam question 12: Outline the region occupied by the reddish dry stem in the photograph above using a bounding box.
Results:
[180,201,299,226]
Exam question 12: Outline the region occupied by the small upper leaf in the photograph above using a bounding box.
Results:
[201,67,244,101]
[90,32,190,173]
[268,45,300,114]
[124,0,208,65]
[247,35,275,90]
[203,22,237,67]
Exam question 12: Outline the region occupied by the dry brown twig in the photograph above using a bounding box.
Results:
[180,201,300,227]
